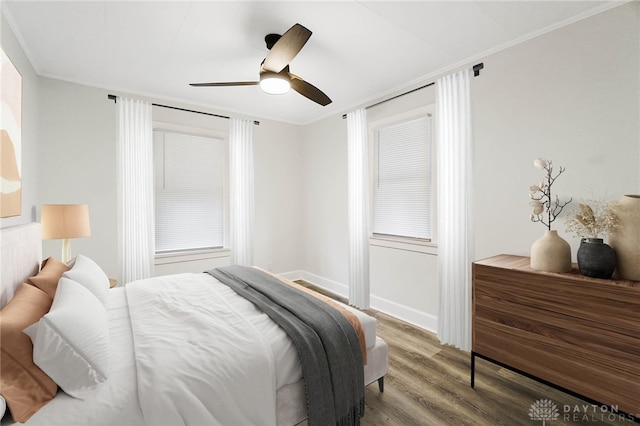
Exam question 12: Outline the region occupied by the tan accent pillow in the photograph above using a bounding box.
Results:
[0,283,57,422]
[28,257,70,299]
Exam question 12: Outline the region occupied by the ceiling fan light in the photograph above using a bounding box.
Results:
[259,72,291,95]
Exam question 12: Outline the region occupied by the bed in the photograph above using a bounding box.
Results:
[0,222,388,425]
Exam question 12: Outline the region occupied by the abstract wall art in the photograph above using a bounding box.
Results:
[1,47,22,218]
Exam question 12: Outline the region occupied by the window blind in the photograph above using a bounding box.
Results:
[373,115,432,240]
[153,131,225,252]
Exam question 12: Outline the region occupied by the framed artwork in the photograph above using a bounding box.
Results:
[1,47,22,218]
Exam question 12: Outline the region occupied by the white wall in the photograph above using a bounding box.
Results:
[37,78,118,276]
[253,120,305,274]
[5,2,638,333]
[298,86,442,330]
[35,80,305,280]
[473,2,639,261]
[300,2,640,332]
[299,116,349,287]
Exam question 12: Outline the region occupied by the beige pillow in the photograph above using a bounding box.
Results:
[28,257,70,299]
[0,283,57,422]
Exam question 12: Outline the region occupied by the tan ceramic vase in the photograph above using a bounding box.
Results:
[608,195,640,281]
[530,230,572,273]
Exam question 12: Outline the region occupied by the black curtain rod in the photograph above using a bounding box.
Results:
[342,62,483,119]
[107,94,260,125]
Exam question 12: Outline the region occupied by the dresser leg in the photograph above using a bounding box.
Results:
[470,351,476,388]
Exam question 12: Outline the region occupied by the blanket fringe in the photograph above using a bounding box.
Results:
[335,398,365,426]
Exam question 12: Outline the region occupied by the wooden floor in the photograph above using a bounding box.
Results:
[298,281,633,426]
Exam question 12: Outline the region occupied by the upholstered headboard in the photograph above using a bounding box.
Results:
[0,222,42,308]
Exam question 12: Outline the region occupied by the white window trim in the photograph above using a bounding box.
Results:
[369,234,438,255]
[368,104,438,253]
[152,121,230,259]
[154,247,231,265]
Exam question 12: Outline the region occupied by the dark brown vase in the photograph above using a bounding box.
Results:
[577,238,616,279]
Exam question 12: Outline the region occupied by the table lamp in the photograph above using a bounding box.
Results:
[41,204,91,263]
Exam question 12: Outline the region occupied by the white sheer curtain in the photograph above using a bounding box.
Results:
[436,69,475,351]
[229,118,254,266]
[347,109,370,308]
[116,97,155,284]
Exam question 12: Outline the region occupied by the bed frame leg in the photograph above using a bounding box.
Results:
[470,351,475,388]
[377,377,384,393]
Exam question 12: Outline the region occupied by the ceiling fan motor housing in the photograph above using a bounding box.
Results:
[265,34,281,50]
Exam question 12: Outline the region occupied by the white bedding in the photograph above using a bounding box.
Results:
[10,272,381,426]
[16,287,144,426]
[126,273,299,425]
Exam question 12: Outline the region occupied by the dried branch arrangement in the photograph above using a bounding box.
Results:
[565,200,618,239]
[529,158,572,230]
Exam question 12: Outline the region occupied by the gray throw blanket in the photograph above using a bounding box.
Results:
[207,266,364,426]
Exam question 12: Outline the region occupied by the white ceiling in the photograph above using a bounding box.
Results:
[3,1,622,124]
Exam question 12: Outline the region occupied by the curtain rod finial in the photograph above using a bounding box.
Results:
[473,63,484,77]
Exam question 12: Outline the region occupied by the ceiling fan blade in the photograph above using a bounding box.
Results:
[262,23,312,73]
[289,73,332,106]
[190,81,259,87]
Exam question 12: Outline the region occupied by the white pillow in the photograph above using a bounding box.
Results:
[62,255,109,306]
[24,277,111,399]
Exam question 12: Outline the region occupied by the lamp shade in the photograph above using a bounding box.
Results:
[41,204,91,240]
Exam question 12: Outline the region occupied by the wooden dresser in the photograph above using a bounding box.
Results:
[472,254,640,415]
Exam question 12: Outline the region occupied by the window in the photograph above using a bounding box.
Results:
[371,108,434,243]
[153,130,226,253]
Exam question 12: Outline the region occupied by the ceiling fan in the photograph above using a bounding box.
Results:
[190,23,332,106]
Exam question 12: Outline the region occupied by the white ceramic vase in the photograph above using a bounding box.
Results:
[530,230,572,273]
[608,195,640,281]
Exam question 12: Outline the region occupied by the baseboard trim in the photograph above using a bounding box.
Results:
[278,270,305,282]
[370,294,438,334]
[279,270,437,334]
